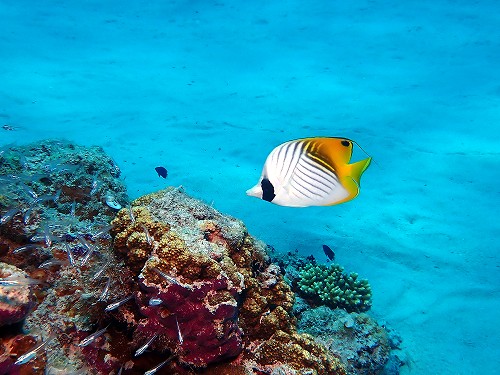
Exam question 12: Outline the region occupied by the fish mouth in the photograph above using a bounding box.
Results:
[246,184,262,198]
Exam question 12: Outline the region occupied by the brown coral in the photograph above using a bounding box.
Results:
[255,330,346,375]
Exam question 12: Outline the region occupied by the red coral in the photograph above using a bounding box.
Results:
[135,275,242,367]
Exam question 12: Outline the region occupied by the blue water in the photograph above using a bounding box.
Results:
[1,1,499,373]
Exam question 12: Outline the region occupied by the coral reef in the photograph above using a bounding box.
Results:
[0,139,403,375]
[0,140,347,374]
[297,263,372,313]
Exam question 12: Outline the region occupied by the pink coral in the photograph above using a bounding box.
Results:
[0,263,35,326]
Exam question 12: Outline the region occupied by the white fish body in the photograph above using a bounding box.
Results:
[247,137,371,207]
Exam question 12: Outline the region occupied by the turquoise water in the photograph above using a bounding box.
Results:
[1,1,499,374]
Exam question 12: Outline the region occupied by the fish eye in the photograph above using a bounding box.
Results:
[261,178,276,202]
[341,140,350,147]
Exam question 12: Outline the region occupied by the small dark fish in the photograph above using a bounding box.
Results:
[322,244,335,261]
[155,166,168,178]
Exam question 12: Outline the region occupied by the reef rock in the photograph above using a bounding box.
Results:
[110,187,346,374]
[298,306,391,375]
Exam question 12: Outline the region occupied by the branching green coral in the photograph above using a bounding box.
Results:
[297,263,372,312]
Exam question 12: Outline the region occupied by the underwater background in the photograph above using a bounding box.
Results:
[1,0,499,374]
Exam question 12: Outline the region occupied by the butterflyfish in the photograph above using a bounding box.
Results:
[246,137,371,207]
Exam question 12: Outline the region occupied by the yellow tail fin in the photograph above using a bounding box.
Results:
[349,157,371,185]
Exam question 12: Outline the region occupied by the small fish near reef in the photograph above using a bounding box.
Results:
[323,244,335,261]
[155,166,168,178]
[246,137,371,207]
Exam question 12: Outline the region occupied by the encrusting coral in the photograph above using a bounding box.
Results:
[297,263,372,313]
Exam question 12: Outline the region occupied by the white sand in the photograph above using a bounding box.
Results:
[1,1,499,373]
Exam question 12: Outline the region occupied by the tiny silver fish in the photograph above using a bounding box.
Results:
[77,325,109,347]
[141,224,153,245]
[0,208,19,225]
[144,355,175,375]
[20,184,37,200]
[39,259,66,269]
[98,277,111,301]
[14,334,55,365]
[63,241,75,267]
[92,224,113,239]
[78,236,95,266]
[127,205,135,223]
[77,235,92,251]
[12,244,43,254]
[152,267,192,290]
[0,276,43,287]
[152,267,180,285]
[92,259,110,281]
[70,201,76,216]
[104,295,134,312]
[34,194,57,204]
[53,189,61,203]
[80,246,95,266]
[134,333,158,357]
[175,317,183,345]
[42,225,53,247]
[30,234,45,242]
[148,297,163,306]
[90,175,100,196]
[23,207,34,225]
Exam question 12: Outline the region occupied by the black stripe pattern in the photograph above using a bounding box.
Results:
[266,140,341,204]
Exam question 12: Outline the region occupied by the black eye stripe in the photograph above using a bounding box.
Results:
[261,178,276,202]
